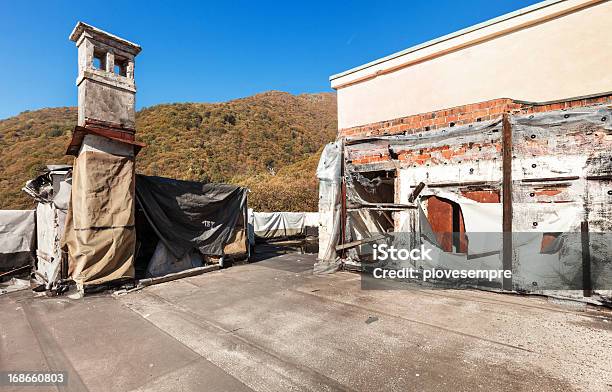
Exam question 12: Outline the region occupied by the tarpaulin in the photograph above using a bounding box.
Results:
[0,210,35,272]
[135,175,247,259]
[0,210,35,254]
[63,151,136,286]
[303,212,319,228]
[253,212,305,239]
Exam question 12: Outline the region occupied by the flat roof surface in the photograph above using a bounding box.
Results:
[3,246,611,391]
[329,0,565,81]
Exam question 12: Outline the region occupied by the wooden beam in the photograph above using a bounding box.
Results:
[521,176,580,183]
[0,265,31,278]
[408,182,426,203]
[427,181,490,188]
[502,113,513,291]
[381,211,394,226]
[335,234,387,251]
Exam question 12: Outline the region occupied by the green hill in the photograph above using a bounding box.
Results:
[0,91,337,211]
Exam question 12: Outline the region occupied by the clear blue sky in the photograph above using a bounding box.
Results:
[0,0,540,120]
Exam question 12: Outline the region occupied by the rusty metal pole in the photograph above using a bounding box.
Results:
[502,113,513,291]
[340,142,347,259]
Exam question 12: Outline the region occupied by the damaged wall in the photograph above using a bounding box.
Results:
[322,98,612,298]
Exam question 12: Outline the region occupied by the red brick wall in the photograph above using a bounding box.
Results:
[339,95,612,139]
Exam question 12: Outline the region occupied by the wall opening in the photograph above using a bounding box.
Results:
[349,170,395,204]
[426,196,466,253]
[114,57,128,76]
[93,50,106,71]
[424,190,500,253]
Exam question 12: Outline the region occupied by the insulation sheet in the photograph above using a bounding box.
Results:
[63,151,136,286]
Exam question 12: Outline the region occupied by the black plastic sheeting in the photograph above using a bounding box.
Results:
[135,175,247,259]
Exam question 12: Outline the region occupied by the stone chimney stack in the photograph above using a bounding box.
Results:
[69,22,141,130]
[63,22,143,290]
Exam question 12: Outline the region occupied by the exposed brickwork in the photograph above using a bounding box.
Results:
[339,94,612,139]
[396,142,501,166]
[343,94,612,166]
[517,95,612,114]
[350,153,391,166]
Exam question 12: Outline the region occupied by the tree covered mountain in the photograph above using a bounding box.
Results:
[0,91,337,211]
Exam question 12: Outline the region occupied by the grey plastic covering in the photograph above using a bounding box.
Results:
[252,212,318,239]
[145,241,204,278]
[135,175,248,258]
[317,141,342,181]
[253,212,305,238]
[0,210,35,274]
[315,141,343,271]
[0,210,35,254]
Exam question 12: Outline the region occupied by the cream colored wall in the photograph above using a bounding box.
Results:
[333,0,612,129]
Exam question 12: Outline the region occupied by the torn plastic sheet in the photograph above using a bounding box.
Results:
[418,189,581,256]
[513,232,611,292]
[339,106,612,300]
[317,141,343,262]
[317,141,342,181]
[360,233,504,290]
[22,166,72,287]
[418,189,502,256]
[352,188,610,293]
[318,181,342,262]
[345,171,395,207]
[22,165,71,205]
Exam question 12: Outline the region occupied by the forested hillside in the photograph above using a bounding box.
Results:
[0,91,337,211]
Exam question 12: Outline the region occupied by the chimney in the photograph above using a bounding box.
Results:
[69,21,141,129]
[66,22,144,156]
[63,22,143,291]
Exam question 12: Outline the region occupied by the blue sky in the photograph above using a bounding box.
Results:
[0,0,540,120]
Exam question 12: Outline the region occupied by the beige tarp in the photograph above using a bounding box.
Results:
[63,151,135,286]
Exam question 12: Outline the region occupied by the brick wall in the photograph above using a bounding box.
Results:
[339,94,612,139]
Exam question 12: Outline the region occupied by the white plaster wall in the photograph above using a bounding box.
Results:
[333,0,612,129]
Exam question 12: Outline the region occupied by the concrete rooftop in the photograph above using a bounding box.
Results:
[2,250,611,391]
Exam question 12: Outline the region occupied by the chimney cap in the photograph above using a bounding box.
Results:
[69,21,141,55]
